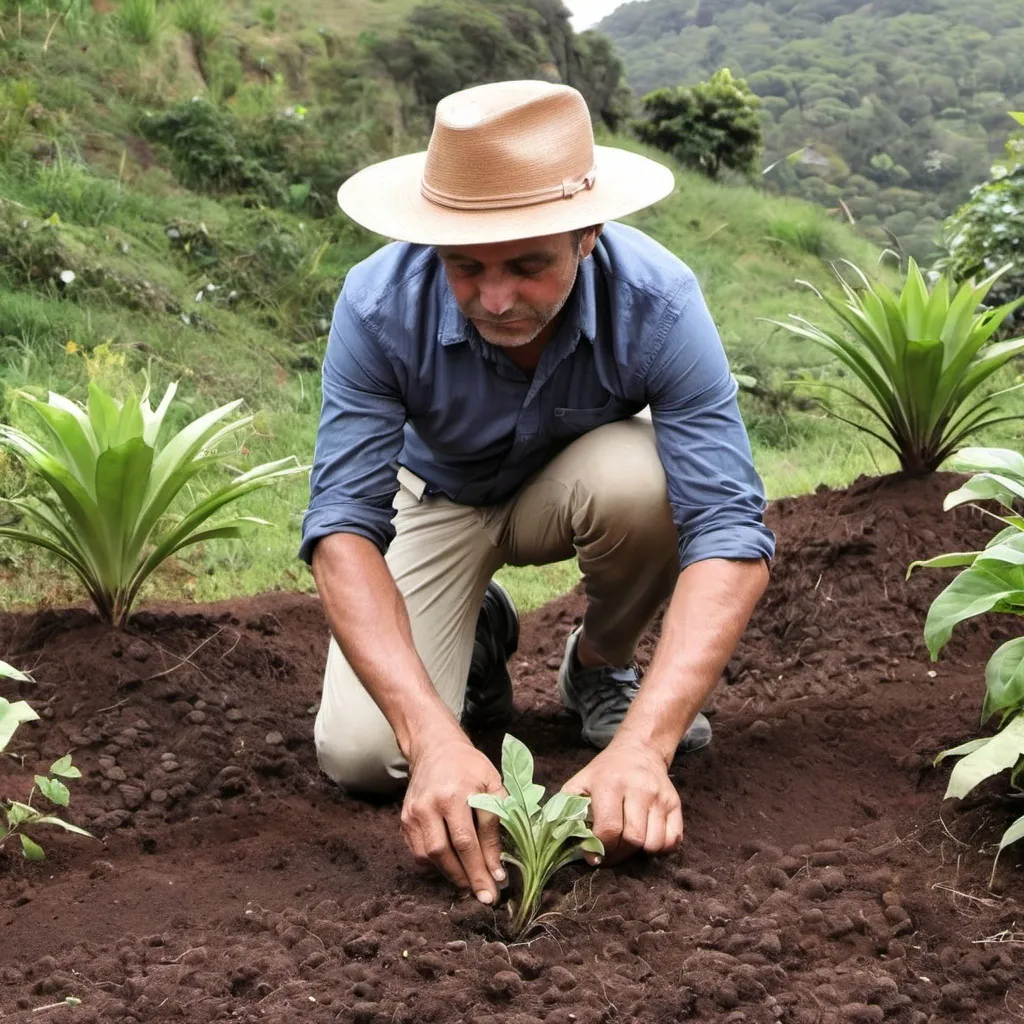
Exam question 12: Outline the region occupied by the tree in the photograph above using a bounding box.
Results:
[634,69,763,179]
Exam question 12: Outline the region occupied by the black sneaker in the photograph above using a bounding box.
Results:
[463,580,519,727]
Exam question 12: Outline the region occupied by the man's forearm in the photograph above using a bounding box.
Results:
[311,533,465,761]
[616,557,769,764]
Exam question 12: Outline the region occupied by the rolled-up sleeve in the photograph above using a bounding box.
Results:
[644,280,775,570]
[298,290,407,564]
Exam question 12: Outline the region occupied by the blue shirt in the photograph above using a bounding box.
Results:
[300,222,775,569]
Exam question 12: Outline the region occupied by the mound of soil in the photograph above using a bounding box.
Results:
[1,472,1021,1024]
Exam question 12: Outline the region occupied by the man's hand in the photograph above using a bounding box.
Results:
[562,738,683,865]
[402,733,508,904]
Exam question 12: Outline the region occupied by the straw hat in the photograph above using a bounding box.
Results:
[336,80,675,246]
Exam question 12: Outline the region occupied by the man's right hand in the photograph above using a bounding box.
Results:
[402,732,507,905]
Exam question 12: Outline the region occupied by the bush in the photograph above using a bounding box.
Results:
[634,69,763,180]
[138,99,290,203]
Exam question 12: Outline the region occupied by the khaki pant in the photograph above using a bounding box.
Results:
[315,418,679,794]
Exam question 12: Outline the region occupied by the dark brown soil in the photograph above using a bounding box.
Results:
[1,472,1022,1024]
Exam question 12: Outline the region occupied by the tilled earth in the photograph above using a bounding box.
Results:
[0,472,1022,1024]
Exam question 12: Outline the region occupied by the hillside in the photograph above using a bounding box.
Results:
[0,0,910,614]
[599,0,1024,261]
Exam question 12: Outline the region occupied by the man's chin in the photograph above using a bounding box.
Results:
[473,321,539,348]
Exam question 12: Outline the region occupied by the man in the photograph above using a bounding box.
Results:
[301,80,774,908]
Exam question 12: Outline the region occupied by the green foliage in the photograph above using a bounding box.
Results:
[138,99,292,203]
[368,0,631,130]
[0,379,307,626]
[768,261,1024,474]
[635,69,762,180]
[174,0,222,53]
[116,0,162,46]
[600,0,1024,261]
[1,698,92,861]
[908,447,1024,884]
[468,735,603,940]
[941,113,1024,325]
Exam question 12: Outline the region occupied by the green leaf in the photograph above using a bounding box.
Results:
[907,551,982,575]
[50,755,81,779]
[982,638,1024,724]
[467,793,510,821]
[922,562,1024,658]
[950,447,1024,481]
[944,474,1024,512]
[35,775,70,808]
[20,834,45,861]
[991,813,1024,885]
[976,534,1024,568]
[579,835,605,855]
[934,736,991,766]
[501,734,545,820]
[944,716,1024,800]
[0,660,31,682]
[6,801,36,827]
[542,792,590,823]
[0,697,39,752]
[33,815,93,838]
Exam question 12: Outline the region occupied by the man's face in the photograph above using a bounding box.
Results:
[437,230,598,349]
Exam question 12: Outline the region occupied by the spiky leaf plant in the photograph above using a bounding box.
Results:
[0,380,307,626]
[768,261,1024,475]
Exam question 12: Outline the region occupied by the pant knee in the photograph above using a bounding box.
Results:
[314,726,407,797]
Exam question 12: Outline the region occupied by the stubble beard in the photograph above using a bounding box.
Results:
[470,260,580,350]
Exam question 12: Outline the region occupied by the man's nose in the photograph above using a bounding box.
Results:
[477,275,517,317]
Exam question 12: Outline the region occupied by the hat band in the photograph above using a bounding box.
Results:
[421,167,596,211]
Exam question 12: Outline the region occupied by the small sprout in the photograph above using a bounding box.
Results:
[1,694,93,861]
[469,735,603,940]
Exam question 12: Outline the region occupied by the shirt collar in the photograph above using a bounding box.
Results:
[436,254,598,348]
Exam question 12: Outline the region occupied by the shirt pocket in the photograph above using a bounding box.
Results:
[552,396,622,439]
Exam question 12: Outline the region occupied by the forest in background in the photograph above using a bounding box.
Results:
[598,0,1024,261]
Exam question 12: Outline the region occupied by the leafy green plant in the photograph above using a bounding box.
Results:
[1,691,92,861]
[468,735,603,940]
[0,379,307,626]
[908,446,1024,883]
[634,69,763,180]
[768,261,1024,475]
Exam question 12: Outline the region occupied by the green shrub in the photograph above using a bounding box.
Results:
[0,378,307,626]
[768,260,1024,474]
[634,69,763,180]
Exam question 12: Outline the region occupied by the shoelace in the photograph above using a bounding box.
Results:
[574,665,640,722]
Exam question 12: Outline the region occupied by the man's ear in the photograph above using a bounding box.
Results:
[580,224,604,259]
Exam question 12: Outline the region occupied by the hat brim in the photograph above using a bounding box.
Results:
[336,145,675,246]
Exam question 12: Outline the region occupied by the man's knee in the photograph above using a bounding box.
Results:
[572,420,673,536]
[314,719,407,797]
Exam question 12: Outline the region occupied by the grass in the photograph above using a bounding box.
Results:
[0,6,1019,619]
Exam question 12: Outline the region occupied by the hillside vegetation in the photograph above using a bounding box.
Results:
[1,0,1004,614]
[600,0,1024,262]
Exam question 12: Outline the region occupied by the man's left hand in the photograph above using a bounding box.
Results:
[561,739,683,865]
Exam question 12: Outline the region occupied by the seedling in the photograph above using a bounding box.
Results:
[1,695,92,860]
[468,734,603,940]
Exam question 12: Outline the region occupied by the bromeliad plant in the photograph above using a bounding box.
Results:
[1,664,92,861]
[767,260,1024,475]
[0,379,307,626]
[908,447,1024,883]
[468,734,603,940]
